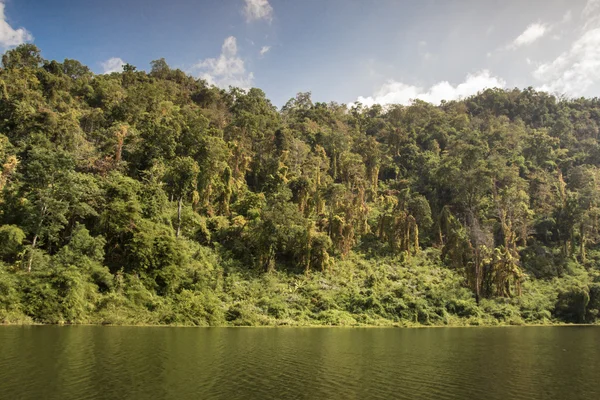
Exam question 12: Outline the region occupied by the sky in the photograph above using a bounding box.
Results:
[0,0,599,107]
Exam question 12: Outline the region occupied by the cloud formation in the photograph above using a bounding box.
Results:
[533,28,600,95]
[259,45,271,56]
[243,0,273,23]
[583,0,600,28]
[509,23,548,49]
[532,0,600,96]
[101,57,126,74]
[0,2,32,48]
[356,70,506,107]
[192,36,254,89]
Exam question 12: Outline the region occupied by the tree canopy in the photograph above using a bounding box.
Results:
[1,45,600,326]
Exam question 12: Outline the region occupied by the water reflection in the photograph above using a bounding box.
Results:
[0,326,599,399]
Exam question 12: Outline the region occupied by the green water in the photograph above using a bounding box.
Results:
[0,326,599,399]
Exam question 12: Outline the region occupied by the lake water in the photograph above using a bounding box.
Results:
[0,326,599,399]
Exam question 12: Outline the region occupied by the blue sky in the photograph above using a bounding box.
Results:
[1,0,599,107]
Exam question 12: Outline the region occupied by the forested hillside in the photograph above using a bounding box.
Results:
[1,44,599,326]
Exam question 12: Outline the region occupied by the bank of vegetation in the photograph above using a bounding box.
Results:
[1,45,599,326]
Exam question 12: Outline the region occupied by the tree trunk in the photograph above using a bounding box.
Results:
[474,245,481,305]
[28,204,47,273]
[414,223,419,254]
[304,244,311,276]
[27,234,38,273]
[176,196,183,238]
[265,245,275,273]
[580,225,586,263]
[305,227,312,276]
[405,222,411,260]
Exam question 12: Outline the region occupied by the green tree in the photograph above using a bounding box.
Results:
[165,157,200,238]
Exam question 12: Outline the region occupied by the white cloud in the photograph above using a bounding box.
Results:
[243,0,273,23]
[0,2,32,48]
[533,28,600,95]
[192,36,254,89]
[259,45,271,56]
[222,36,237,56]
[530,1,600,96]
[583,0,600,28]
[509,23,548,49]
[356,70,506,107]
[101,57,126,74]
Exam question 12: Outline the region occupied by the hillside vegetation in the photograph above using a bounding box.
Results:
[1,44,599,326]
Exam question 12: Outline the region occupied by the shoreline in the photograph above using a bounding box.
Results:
[2,321,598,328]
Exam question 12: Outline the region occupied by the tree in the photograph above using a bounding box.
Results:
[13,145,75,272]
[2,44,43,69]
[165,157,200,238]
[150,58,170,79]
[1,46,600,326]
[0,225,25,263]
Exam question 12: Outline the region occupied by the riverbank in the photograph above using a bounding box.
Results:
[2,250,599,327]
[1,319,597,328]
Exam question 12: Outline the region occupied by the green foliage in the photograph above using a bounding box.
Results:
[2,44,43,69]
[0,225,25,262]
[1,44,600,326]
[554,285,589,323]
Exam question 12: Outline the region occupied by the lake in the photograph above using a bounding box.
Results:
[0,326,599,399]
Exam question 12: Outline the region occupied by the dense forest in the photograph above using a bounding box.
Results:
[0,44,599,326]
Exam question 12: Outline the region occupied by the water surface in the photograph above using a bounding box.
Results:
[1,326,599,399]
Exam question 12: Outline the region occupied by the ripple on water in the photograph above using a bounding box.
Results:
[1,326,599,400]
